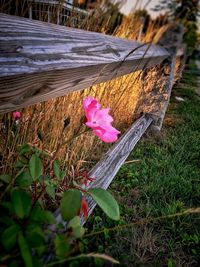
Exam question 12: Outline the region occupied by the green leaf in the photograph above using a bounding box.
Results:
[53,160,61,179]
[18,232,33,267]
[60,189,81,221]
[26,225,45,239]
[71,226,85,239]
[54,234,70,259]
[16,171,33,187]
[19,155,28,164]
[11,189,32,219]
[53,160,65,180]
[30,205,45,223]
[68,216,81,228]
[0,174,12,184]
[32,147,50,158]
[15,160,25,168]
[30,205,56,224]
[167,259,176,267]
[18,144,31,155]
[1,224,21,251]
[29,154,43,181]
[46,184,55,199]
[88,188,120,221]
[60,171,66,180]
[44,211,56,224]
[67,216,85,239]
[26,225,45,249]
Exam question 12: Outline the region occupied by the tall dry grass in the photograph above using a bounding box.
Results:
[0,1,170,180]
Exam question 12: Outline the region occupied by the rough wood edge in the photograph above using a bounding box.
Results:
[153,55,176,131]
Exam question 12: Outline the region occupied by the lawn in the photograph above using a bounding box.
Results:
[80,61,200,267]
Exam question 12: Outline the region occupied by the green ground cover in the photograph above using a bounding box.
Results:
[80,62,200,267]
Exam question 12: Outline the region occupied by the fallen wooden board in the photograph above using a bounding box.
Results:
[54,114,153,226]
[0,13,169,114]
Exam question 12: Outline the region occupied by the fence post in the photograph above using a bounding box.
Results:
[134,23,185,130]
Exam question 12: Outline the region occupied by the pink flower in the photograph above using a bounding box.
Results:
[83,96,120,143]
[12,111,21,121]
[83,96,100,111]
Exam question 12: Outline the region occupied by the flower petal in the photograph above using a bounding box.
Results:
[94,130,119,143]
[83,96,100,111]
[83,97,120,143]
[94,108,113,124]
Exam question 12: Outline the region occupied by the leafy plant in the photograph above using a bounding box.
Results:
[0,143,120,266]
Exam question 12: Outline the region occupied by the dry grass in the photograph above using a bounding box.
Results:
[0,1,172,182]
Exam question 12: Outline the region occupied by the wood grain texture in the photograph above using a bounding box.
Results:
[135,57,176,129]
[174,44,187,83]
[134,24,184,130]
[154,24,184,129]
[0,13,169,114]
[54,114,153,226]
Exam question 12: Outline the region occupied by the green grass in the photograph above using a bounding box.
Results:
[79,63,200,267]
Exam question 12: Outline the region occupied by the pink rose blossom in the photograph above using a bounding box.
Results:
[12,111,21,121]
[83,96,120,143]
[83,96,100,111]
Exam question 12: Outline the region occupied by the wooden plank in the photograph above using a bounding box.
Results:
[174,44,187,83]
[54,114,153,226]
[133,24,184,130]
[154,24,184,130]
[0,13,169,114]
[135,57,176,130]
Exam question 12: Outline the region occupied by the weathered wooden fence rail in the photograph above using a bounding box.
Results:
[0,14,184,227]
[0,13,169,114]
